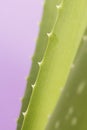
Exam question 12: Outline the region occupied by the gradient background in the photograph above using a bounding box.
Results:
[0,0,43,129]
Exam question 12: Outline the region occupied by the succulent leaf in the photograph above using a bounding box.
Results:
[22,0,87,130]
[16,0,58,129]
[46,30,87,130]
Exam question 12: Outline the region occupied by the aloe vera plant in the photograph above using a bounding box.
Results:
[46,30,87,130]
[17,0,58,129]
[21,0,87,130]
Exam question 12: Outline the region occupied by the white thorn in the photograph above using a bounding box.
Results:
[38,61,42,66]
[22,111,27,117]
[56,1,63,9]
[32,84,35,89]
[47,32,52,37]
[56,4,62,9]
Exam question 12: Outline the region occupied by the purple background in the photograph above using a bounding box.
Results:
[0,0,43,130]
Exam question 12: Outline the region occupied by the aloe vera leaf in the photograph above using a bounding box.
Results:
[22,0,87,130]
[46,30,87,130]
[16,0,58,130]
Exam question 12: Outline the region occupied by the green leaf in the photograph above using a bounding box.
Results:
[46,30,87,130]
[22,0,87,130]
[16,0,58,129]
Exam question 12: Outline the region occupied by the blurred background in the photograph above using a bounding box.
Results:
[0,0,43,129]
